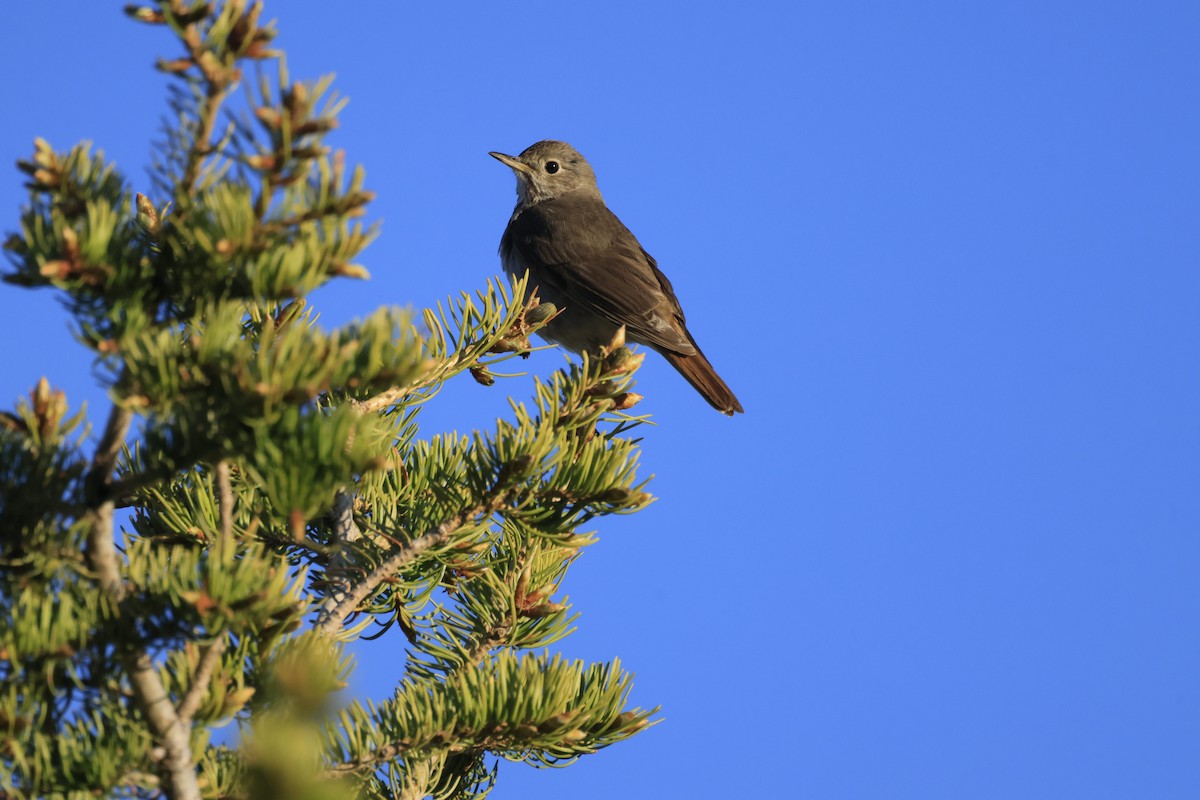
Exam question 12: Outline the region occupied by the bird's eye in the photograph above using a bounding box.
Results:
[544,161,560,174]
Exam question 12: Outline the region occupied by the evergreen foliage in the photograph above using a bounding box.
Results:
[0,3,658,797]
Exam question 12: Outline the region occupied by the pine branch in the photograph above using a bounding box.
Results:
[125,651,200,800]
[345,277,555,416]
[84,401,200,800]
[323,652,657,780]
[316,489,364,624]
[83,402,133,598]
[314,493,511,638]
[176,635,228,723]
[347,333,500,416]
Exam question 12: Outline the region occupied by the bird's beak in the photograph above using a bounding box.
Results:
[489,151,532,176]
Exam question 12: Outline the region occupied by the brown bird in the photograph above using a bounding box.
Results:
[490,140,743,415]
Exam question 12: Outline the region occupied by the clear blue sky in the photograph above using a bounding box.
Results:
[3,2,1198,798]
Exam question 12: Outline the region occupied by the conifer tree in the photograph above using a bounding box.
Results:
[0,3,658,797]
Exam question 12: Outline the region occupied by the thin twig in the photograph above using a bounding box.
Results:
[324,742,405,776]
[314,496,506,638]
[316,491,363,624]
[351,343,529,415]
[177,635,228,723]
[180,83,225,198]
[351,386,412,416]
[91,407,132,490]
[349,302,546,416]
[457,627,509,674]
[313,523,455,638]
[215,460,233,541]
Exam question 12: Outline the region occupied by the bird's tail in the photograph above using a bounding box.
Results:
[661,346,744,416]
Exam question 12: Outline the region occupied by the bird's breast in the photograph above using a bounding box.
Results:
[498,232,620,354]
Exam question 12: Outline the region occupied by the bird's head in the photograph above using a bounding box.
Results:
[489,140,600,205]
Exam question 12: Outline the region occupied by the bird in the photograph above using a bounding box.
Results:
[489,140,743,415]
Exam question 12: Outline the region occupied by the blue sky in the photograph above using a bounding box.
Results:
[2,2,1198,798]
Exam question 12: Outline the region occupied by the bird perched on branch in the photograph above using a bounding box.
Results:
[490,140,743,415]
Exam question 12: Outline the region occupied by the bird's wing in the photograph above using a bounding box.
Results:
[507,195,696,354]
